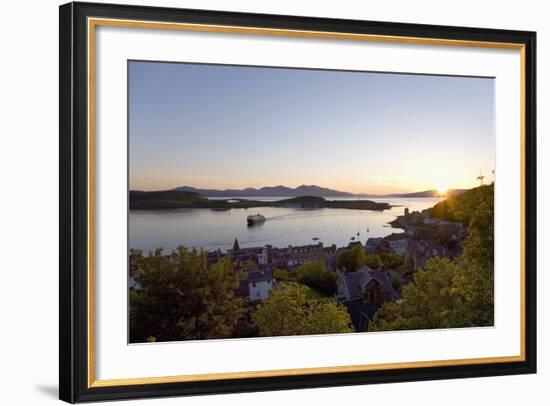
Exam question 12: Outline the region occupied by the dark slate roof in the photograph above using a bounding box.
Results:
[342,298,375,332]
[342,265,396,298]
[365,237,383,246]
[247,269,273,283]
[357,266,394,294]
[342,267,372,298]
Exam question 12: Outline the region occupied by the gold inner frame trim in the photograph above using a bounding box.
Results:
[87,17,527,388]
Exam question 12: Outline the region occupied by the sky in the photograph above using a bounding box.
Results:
[129,61,495,194]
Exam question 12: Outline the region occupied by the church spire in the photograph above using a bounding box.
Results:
[233,238,240,252]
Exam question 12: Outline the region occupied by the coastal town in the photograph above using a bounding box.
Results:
[130,206,467,333]
[126,59,496,343]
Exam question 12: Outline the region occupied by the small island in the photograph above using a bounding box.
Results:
[129,190,392,211]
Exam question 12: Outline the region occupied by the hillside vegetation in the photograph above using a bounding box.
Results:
[129,191,391,211]
[129,190,208,209]
[429,184,494,226]
[370,183,495,331]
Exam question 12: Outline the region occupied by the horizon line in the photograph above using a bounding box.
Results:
[129,183,476,195]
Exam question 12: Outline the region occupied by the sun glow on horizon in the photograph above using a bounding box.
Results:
[437,185,448,195]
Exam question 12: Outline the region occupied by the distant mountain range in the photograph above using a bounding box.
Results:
[172,184,355,197]
[171,185,467,198]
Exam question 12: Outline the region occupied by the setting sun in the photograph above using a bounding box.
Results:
[437,185,448,195]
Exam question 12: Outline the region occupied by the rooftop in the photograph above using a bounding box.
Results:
[247,269,273,283]
[342,265,396,298]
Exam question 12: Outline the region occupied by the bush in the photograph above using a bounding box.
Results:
[296,261,338,296]
[379,252,404,269]
[273,268,289,281]
[363,253,383,269]
[336,245,366,272]
[252,284,353,336]
[336,245,384,272]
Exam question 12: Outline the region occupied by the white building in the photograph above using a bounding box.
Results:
[247,270,274,302]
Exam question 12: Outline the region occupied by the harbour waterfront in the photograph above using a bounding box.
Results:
[129,197,442,253]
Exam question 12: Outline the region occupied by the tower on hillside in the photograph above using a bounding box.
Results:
[477,171,485,186]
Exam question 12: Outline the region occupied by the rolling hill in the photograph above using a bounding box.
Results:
[171,184,357,197]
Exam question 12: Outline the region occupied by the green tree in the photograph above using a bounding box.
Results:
[379,252,404,270]
[305,299,355,334]
[336,245,383,272]
[394,264,407,275]
[336,245,365,272]
[273,268,290,281]
[232,302,260,338]
[434,183,494,326]
[296,261,338,296]
[129,247,246,343]
[364,253,383,269]
[390,274,402,292]
[252,285,353,337]
[370,258,468,331]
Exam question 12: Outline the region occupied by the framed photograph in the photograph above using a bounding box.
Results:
[59,2,537,403]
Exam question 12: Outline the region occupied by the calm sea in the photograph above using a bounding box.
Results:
[129,197,442,253]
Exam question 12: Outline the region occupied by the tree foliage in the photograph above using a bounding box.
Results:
[363,253,383,269]
[337,245,385,272]
[129,247,246,343]
[370,258,471,330]
[296,261,338,296]
[336,245,366,272]
[430,184,494,233]
[273,268,290,281]
[252,284,353,337]
[370,184,494,331]
[379,252,404,269]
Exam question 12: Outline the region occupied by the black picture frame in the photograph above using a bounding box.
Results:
[59,1,537,403]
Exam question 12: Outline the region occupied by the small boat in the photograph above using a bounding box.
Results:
[357,232,360,236]
[350,236,355,241]
[247,213,266,225]
[312,237,319,241]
